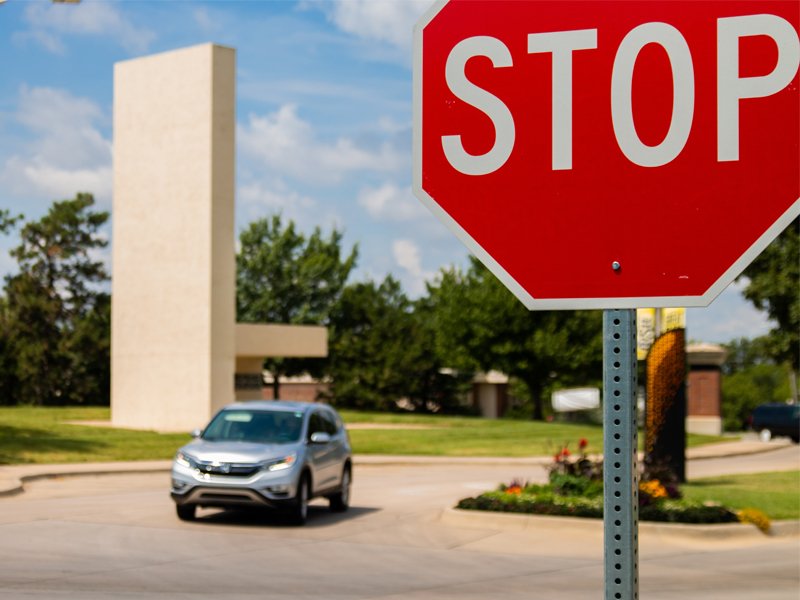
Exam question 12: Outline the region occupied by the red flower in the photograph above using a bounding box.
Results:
[578,438,588,451]
[561,448,571,457]
[554,454,561,462]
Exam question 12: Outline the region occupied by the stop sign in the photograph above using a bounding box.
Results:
[413,0,800,309]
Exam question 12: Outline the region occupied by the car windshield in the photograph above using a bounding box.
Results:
[202,410,304,444]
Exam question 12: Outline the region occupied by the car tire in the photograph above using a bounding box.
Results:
[759,428,772,443]
[329,467,351,512]
[176,504,196,521]
[290,473,310,526]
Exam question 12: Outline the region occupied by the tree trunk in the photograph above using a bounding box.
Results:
[272,376,281,400]
[524,378,544,420]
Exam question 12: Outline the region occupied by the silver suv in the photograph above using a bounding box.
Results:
[171,401,352,525]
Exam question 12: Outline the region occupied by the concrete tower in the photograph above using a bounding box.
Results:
[111,44,236,431]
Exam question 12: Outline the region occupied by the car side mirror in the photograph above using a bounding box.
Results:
[310,432,331,444]
[190,429,202,438]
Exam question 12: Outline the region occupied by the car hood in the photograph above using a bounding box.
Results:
[180,439,300,464]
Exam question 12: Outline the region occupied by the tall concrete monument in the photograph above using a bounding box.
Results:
[112,44,325,432]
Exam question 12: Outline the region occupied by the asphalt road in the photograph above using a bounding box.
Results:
[0,447,797,599]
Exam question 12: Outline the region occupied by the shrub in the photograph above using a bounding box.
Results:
[738,507,771,533]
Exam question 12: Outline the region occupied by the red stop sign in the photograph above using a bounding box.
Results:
[413,0,800,309]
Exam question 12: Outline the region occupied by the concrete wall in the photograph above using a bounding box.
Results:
[111,44,236,432]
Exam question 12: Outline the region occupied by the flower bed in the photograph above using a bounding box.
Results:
[456,487,740,524]
[456,439,762,527]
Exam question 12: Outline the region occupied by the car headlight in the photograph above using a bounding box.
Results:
[261,453,296,472]
[175,452,197,469]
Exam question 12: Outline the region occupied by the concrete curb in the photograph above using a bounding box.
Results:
[0,440,794,497]
[439,507,800,540]
[0,461,173,498]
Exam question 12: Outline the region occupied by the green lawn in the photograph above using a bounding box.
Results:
[683,471,800,520]
[342,411,726,456]
[0,407,191,465]
[0,406,732,464]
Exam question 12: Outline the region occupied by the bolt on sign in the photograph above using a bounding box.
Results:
[413,0,800,310]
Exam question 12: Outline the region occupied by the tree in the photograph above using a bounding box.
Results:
[0,209,22,235]
[428,257,603,420]
[721,363,790,431]
[323,276,470,412]
[236,214,358,398]
[738,217,799,400]
[2,194,110,405]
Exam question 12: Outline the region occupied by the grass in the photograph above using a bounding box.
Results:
[340,409,726,456]
[0,406,732,464]
[683,471,800,520]
[0,406,191,465]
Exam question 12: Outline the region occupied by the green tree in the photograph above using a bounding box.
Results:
[428,257,603,420]
[0,209,22,234]
[429,257,603,420]
[0,210,22,403]
[722,337,771,376]
[738,218,799,399]
[721,363,790,431]
[323,276,470,412]
[2,194,110,405]
[236,214,358,398]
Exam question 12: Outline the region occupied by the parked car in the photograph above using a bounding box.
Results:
[171,401,352,525]
[750,403,800,443]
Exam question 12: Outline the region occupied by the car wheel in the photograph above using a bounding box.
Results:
[329,467,351,512]
[176,504,196,521]
[290,473,310,526]
[759,428,772,443]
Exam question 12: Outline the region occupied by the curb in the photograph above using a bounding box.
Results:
[0,462,173,498]
[439,507,800,540]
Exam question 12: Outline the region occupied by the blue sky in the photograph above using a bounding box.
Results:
[0,0,774,344]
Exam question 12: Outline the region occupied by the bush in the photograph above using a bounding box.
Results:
[458,473,739,524]
[738,507,771,532]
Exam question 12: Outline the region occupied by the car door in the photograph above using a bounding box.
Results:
[320,410,348,487]
[306,411,336,492]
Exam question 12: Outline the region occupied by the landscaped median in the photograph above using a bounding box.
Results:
[452,444,799,537]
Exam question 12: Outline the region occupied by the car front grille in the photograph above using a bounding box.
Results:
[195,463,261,477]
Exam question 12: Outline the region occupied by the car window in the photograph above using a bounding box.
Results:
[308,412,325,440]
[321,412,338,435]
[203,410,304,443]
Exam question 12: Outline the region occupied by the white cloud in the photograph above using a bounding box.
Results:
[392,238,435,296]
[358,182,428,222]
[16,1,155,54]
[328,0,431,51]
[687,279,771,344]
[1,86,112,204]
[239,179,317,213]
[237,178,343,232]
[238,104,406,185]
[193,8,221,33]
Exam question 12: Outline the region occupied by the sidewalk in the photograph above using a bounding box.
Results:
[0,439,793,498]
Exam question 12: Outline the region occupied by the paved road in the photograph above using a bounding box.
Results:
[0,448,797,599]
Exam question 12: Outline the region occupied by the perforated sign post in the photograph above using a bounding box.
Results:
[413,1,800,598]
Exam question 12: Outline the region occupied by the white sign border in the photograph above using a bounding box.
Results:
[412,0,800,310]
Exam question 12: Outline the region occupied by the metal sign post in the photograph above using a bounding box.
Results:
[603,309,639,600]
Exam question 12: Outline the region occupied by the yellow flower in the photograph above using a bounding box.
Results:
[639,479,668,499]
[738,508,770,533]
[505,485,522,495]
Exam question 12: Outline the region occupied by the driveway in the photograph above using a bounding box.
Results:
[0,447,797,599]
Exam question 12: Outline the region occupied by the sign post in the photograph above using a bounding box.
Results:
[603,310,638,600]
[413,2,799,598]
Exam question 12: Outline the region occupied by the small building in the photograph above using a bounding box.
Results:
[686,343,729,435]
[465,371,513,419]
